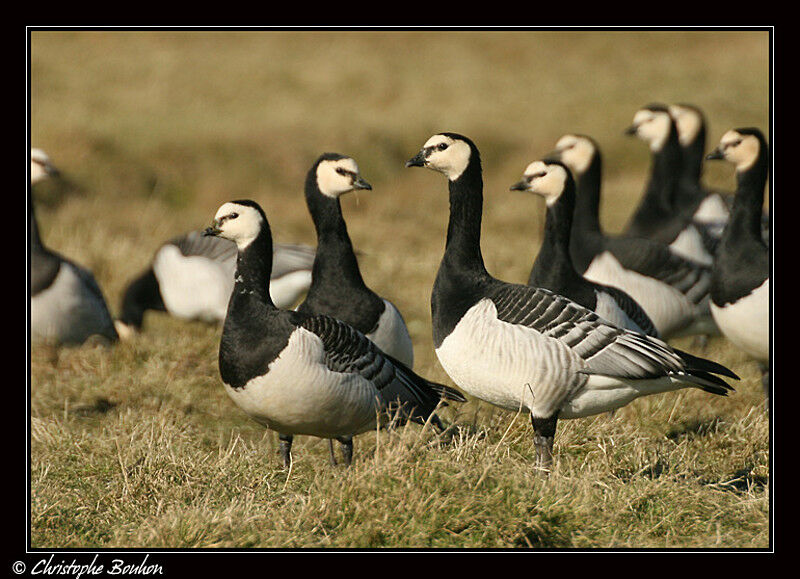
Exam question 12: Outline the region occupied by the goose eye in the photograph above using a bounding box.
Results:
[336,167,347,176]
[230,213,239,219]
[437,143,449,151]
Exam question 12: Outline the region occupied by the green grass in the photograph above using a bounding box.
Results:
[29,29,770,549]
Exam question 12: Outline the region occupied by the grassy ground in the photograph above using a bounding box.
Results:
[29,29,770,549]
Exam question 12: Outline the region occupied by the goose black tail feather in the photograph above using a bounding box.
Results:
[673,348,740,380]
[677,371,735,396]
[379,355,466,426]
[383,353,468,404]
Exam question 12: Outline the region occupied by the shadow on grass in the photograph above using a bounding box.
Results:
[70,397,117,417]
[665,417,724,441]
[514,511,572,548]
[701,467,769,495]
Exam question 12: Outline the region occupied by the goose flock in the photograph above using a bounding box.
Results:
[29,103,770,472]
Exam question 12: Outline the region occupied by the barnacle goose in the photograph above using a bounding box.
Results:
[297,153,414,367]
[510,159,659,338]
[296,153,417,464]
[203,199,465,468]
[547,134,714,339]
[669,103,769,248]
[406,133,736,470]
[624,104,715,266]
[30,151,118,345]
[706,128,770,396]
[115,231,315,338]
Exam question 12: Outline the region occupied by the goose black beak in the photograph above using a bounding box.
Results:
[624,124,638,136]
[353,176,372,191]
[706,147,725,161]
[405,151,426,168]
[509,180,528,192]
[203,223,221,237]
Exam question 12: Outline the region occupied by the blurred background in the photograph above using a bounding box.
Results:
[30,30,769,343]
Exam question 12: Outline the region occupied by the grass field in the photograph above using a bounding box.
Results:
[29,29,771,549]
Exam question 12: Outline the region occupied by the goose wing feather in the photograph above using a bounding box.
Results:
[299,314,462,419]
[487,283,731,385]
[606,237,712,304]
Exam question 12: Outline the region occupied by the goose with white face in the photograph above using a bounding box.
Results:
[551,135,596,176]
[31,148,60,185]
[510,161,569,206]
[204,201,266,249]
[707,130,761,172]
[405,134,472,181]
[316,157,372,198]
[625,108,673,152]
[668,104,703,147]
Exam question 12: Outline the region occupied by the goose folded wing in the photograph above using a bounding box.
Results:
[595,284,660,338]
[299,314,459,419]
[607,237,711,304]
[488,283,699,381]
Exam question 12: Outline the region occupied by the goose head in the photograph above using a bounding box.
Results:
[510,160,571,206]
[30,148,60,185]
[625,104,674,152]
[406,133,476,181]
[548,134,598,177]
[668,103,705,147]
[706,128,766,173]
[313,153,372,198]
[204,200,268,250]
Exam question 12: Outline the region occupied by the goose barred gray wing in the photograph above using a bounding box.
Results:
[487,283,734,393]
[299,314,464,419]
[607,238,711,305]
[597,284,660,338]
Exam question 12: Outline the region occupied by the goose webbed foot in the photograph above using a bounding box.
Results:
[531,414,558,474]
[278,433,293,469]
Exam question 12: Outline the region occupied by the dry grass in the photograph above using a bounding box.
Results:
[29,29,770,550]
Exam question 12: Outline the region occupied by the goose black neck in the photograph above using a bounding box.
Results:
[646,128,683,212]
[625,128,683,237]
[443,159,488,276]
[572,152,603,235]
[727,150,769,243]
[304,175,370,293]
[569,154,606,273]
[680,126,706,186]
[234,226,275,307]
[528,173,585,289]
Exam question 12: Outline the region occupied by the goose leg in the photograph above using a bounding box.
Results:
[336,436,353,466]
[328,439,338,466]
[531,414,558,473]
[278,433,293,469]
